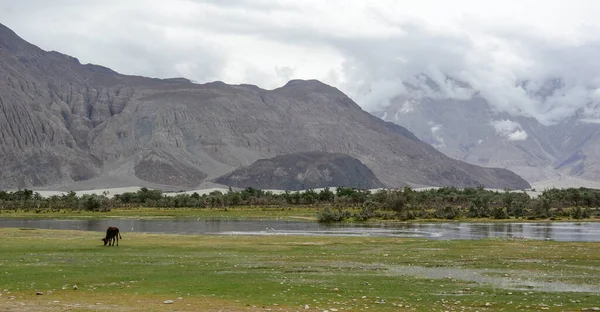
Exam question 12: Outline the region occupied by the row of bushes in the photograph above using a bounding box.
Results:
[317,200,596,222]
[1,186,600,221]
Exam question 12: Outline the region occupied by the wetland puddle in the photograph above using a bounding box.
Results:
[1,219,600,242]
[388,266,600,293]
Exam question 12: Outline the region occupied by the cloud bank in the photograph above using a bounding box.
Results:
[2,0,600,124]
[491,120,528,141]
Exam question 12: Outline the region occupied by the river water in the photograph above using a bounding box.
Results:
[1,219,600,241]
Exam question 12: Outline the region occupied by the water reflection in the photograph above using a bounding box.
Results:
[1,219,600,241]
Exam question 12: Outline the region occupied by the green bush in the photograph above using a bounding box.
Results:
[435,206,461,219]
[317,207,348,223]
[492,207,508,219]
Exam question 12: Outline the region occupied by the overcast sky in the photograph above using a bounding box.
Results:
[1,0,600,124]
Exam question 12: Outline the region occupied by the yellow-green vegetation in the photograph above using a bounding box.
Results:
[1,228,599,311]
[1,206,598,223]
[0,207,319,221]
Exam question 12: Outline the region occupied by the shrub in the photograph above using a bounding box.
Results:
[571,207,591,219]
[492,207,508,219]
[435,206,461,219]
[317,207,348,223]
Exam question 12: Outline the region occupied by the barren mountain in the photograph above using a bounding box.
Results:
[215,151,385,190]
[0,23,530,190]
[373,77,600,185]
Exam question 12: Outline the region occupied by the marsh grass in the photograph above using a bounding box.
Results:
[0,207,319,220]
[2,207,598,224]
[1,228,599,311]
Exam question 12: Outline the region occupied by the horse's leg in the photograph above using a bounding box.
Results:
[116,233,119,246]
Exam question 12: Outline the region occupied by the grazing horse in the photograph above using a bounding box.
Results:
[102,226,122,246]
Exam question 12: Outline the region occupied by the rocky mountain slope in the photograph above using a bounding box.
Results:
[215,151,385,190]
[373,78,600,185]
[0,23,530,190]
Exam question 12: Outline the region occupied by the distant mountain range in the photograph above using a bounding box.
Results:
[0,23,529,190]
[373,76,600,186]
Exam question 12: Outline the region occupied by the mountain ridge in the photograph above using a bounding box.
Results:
[374,76,600,185]
[0,22,530,190]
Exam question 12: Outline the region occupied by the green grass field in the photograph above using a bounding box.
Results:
[1,228,599,311]
[1,207,598,223]
[0,207,319,221]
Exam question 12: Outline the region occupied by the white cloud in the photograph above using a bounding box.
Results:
[430,123,441,134]
[429,122,446,147]
[491,120,528,141]
[399,99,418,114]
[2,1,600,123]
[507,130,528,141]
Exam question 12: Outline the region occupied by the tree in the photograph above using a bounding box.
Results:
[83,195,101,211]
[385,191,406,214]
[534,197,551,218]
[318,187,335,202]
[302,189,317,205]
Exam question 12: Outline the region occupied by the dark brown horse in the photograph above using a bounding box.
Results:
[102,226,122,246]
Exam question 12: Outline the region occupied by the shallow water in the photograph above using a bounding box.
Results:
[388,265,600,293]
[1,219,600,241]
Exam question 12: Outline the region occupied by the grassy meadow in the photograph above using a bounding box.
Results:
[1,206,598,223]
[0,207,319,221]
[1,228,599,311]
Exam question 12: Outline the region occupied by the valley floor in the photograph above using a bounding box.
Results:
[1,228,599,311]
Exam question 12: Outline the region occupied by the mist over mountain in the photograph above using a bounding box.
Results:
[373,76,600,185]
[4,2,600,127]
[0,23,530,191]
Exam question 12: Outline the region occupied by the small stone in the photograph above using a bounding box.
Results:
[73,285,78,290]
[164,300,174,304]
[485,302,492,307]
[35,291,43,295]
[590,308,600,311]
[331,309,339,311]
[304,304,309,309]
[333,288,339,291]
[177,297,183,300]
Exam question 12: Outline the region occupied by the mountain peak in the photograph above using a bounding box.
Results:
[0,23,39,54]
[283,79,326,87]
[277,79,344,96]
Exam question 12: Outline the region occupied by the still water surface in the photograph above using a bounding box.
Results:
[1,219,600,241]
